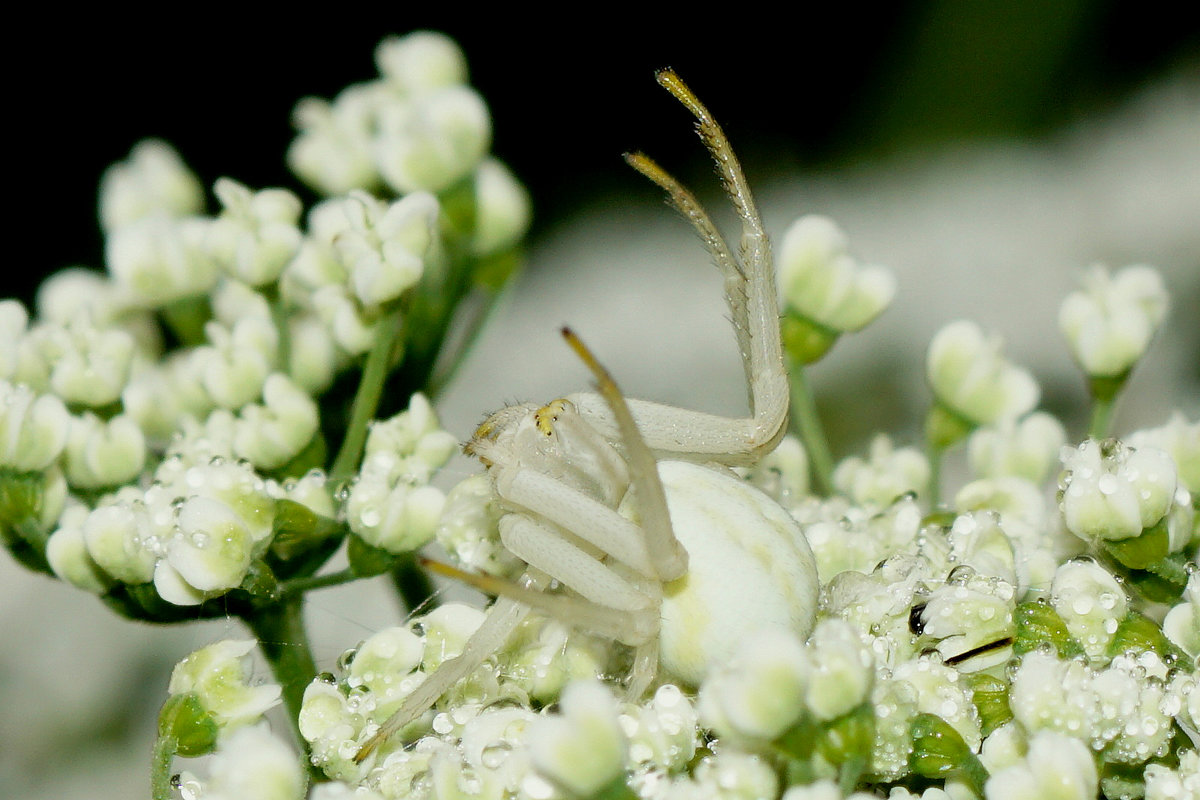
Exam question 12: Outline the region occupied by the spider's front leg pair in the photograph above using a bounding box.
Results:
[355,70,812,763]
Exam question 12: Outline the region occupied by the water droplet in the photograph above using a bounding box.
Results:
[480,741,513,769]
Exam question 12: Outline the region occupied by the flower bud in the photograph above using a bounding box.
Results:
[39,318,136,408]
[527,680,627,797]
[233,374,319,471]
[833,434,930,506]
[1161,572,1198,659]
[471,158,531,257]
[195,315,279,409]
[1058,264,1168,380]
[375,31,468,92]
[311,285,376,355]
[288,94,379,197]
[926,320,1038,430]
[968,411,1067,484]
[416,603,486,672]
[1050,559,1127,658]
[375,87,491,195]
[99,139,205,231]
[778,215,895,335]
[208,179,303,287]
[1128,412,1200,495]
[105,214,219,307]
[165,495,257,594]
[984,730,1098,800]
[168,640,281,730]
[333,191,440,308]
[0,382,69,472]
[804,619,874,720]
[63,413,146,489]
[82,501,158,584]
[1059,438,1176,543]
[46,503,110,593]
[699,628,809,740]
[187,722,304,800]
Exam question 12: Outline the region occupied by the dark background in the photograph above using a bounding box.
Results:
[11,2,1199,306]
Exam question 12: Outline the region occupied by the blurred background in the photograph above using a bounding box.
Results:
[5,5,1199,799]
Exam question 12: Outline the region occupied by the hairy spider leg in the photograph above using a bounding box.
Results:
[567,69,788,466]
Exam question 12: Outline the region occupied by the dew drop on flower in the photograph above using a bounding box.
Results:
[480,741,513,769]
[432,712,453,734]
[360,506,382,527]
[1097,474,1119,496]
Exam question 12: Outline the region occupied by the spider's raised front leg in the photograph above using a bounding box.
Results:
[567,70,788,467]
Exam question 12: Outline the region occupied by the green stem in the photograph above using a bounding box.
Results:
[242,598,317,756]
[391,553,437,614]
[788,366,834,495]
[926,440,945,509]
[279,567,359,597]
[329,305,406,484]
[1087,392,1117,440]
[150,733,177,800]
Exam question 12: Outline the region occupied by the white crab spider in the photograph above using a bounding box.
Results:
[357,70,818,760]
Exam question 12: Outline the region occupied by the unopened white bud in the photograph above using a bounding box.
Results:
[527,680,627,796]
[287,91,380,197]
[471,158,531,257]
[834,434,930,506]
[375,87,491,195]
[1128,412,1200,495]
[41,319,136,408]
[0,382,69,471]
[804,619,874,719]
[311,285,376,356]
[167,495,257,594]
[984,730,1098,800]
[1162,572,1199,659]
[415,603,486,672]
[334,191,439,308]
[99,139,205,231]
[208,179,303,287]
[200,722,304,800]
[347,466,445,554]
[63,413,146,489]
[699,628,809,740]
[105,215,219,307]
[1051,559,1127,658]
[233,374,318,471]
[778,215,895,333]
[968,411,1067,484]
[46,503,110,593]
[1058,264,1168,379]
[375,31,468,92]
[82,502,158,584]
[1059,439,1177,542]
[927,320,1039,426]
[195,316,279,409]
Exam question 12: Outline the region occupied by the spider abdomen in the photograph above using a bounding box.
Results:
[626,460,819,687]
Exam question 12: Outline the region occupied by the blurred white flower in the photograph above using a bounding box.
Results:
[208,178,303,287]
[0,381,69,472]
[1058,263,1168,379]
[927,319,1038,430]
[105,214,219,307]
[968,411,1067,484]
[699,627,809,741]
[527,680,627,796]
[187,722,304,800]
[63,412,146,489]
[233,374,319,471]
[375,87,491,195]
[983,730,1097,800]
[333,191,440,308]
[833,434,930,506]
[99,139,204,231]
[375,31,468,93]
[778,215,895,333]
